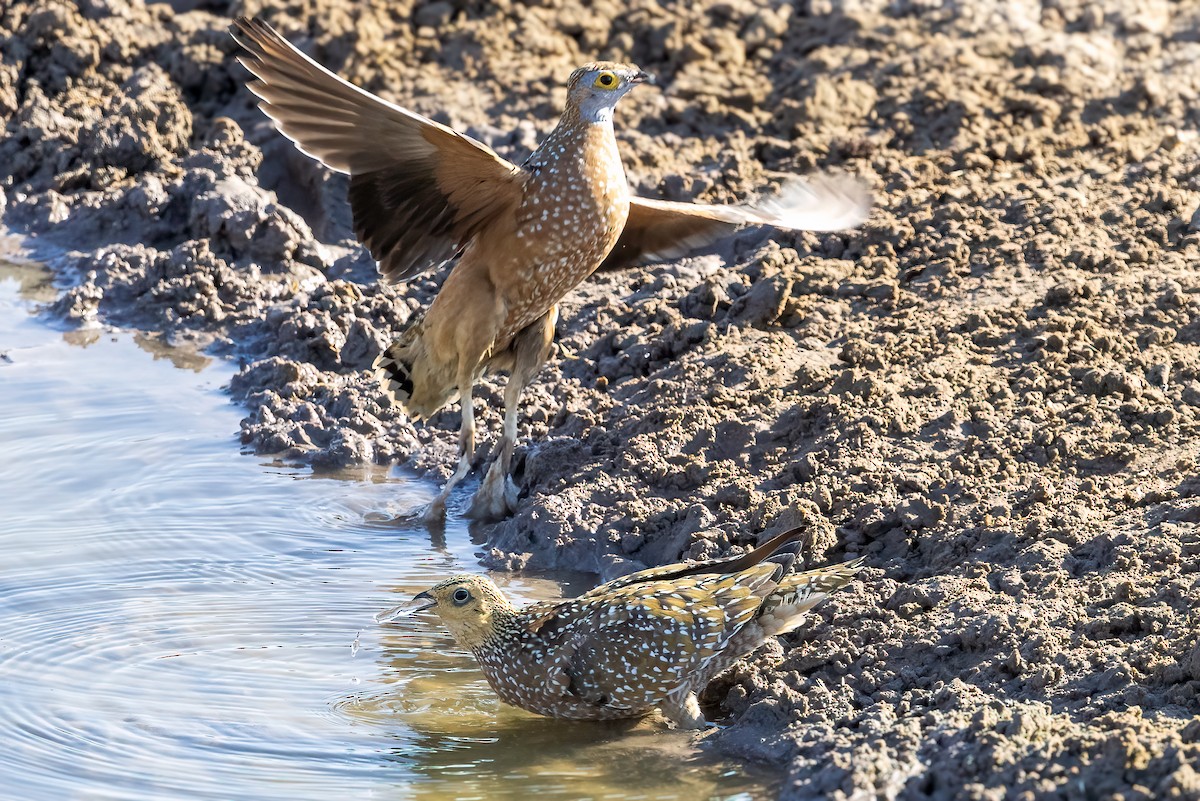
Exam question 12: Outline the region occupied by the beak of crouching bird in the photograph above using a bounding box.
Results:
[374,591,436,623]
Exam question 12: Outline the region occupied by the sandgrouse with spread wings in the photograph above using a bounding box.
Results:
[380,528,864,728]
[231,18,871,522]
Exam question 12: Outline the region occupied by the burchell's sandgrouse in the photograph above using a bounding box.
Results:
[231,18,872,523]
[379,528,864,728]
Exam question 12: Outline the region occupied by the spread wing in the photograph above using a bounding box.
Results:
[230,16,525,281]
[540,569,774,711]
[601,173,872,270]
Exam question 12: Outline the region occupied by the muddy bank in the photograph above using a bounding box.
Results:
[4,0,1200,797]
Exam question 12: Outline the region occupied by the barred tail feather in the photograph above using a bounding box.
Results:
[374,342,415,408]
[758,557,865,636]
[371,319,460,420]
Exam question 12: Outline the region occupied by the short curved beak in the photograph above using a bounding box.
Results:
[374,591,436,623]
[631,70,655,86]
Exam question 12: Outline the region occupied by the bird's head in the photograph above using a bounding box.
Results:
[408,574,514,650]
[566,62,654,123]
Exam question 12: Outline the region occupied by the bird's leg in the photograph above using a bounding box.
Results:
[421,377,477,525]
[661,692,707,730]
[465,373,523,521]
[467,307,556,522]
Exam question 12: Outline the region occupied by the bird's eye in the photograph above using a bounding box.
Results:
[594,71,617,89]
[452,588,472,605]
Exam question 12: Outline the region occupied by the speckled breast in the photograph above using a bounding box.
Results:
[501,122,630,338]
[472,630,651,721]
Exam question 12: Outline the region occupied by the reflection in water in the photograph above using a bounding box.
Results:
[0,243,57,302]
[0,256,776,801]
[133,330,214,372]
[342,608,770,801]
[61,325,102,348]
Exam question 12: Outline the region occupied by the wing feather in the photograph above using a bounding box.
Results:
[230,16,525,281]
[540,568,776,711]
[602,173,872,270]
[584,526,808,595]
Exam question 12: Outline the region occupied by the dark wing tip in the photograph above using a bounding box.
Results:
[228,16,272,63]
[653,525,810,584]
[229,16,292,64]
[228,15,261,43]
[751,526,808,558]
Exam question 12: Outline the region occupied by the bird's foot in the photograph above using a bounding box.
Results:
[661,693,708,730]
[466,462,519,521]
[417,496,448,527]
[690,722,723,741]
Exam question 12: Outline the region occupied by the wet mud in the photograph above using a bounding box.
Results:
[3,0,1199,797]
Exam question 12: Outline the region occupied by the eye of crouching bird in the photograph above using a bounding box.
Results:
[230,17,871,525]
[380,528,865,729]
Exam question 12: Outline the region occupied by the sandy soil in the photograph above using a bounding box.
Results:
[4,0,1200,796]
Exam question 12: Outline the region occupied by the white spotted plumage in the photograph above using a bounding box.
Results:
[397,528,864,728]
[233,18,871,523]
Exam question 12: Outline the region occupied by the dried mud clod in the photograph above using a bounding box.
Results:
[4,0,1200,796]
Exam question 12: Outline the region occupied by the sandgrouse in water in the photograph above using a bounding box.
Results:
[380,528,864,728]
[231,18,871,522]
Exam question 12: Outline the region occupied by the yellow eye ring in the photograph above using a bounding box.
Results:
[594,71,617,89]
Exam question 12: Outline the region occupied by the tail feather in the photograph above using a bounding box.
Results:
[371,317,458,419]
[374,341,416,407]
[758,557,865,636]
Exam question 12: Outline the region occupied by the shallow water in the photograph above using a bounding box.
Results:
[0,256,774,800]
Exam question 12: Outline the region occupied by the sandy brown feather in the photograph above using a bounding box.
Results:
[601,175,872,269]
[229,16,523,282]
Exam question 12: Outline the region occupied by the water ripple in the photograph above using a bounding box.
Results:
[0,267,774,800]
